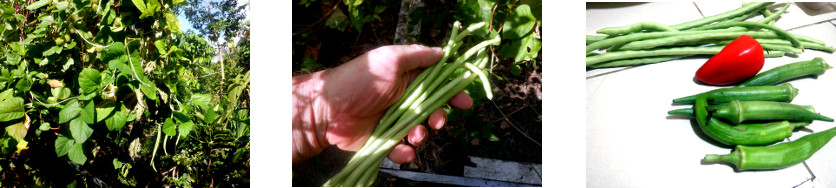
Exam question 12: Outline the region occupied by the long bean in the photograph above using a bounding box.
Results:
[618,30,796,51]
[672,2,773,30]
[688,21,803,49]
[586,28,742,53]
[325,21,499,186]
[587,46,784,66]
[596,22,678,36]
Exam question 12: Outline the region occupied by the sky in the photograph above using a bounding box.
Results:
[174,0,251,37]
[174,0,250,61]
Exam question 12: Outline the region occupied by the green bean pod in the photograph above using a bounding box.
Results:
[596,22,678,36]
[736,58,831,87]
[712,100,834,124]
[704,125,836,171]
[702,118,808,146]
[672,83,798,104]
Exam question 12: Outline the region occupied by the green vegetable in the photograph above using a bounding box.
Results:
[712,100,833,124]
[686,21,803,49]
[672,83,798,104]
[587,46,781,66]
[737,58,831,87]
[618,30,799,51]
[671,2,773,30]
[324,21,499,186]
[596,22,678,36]
[704,125,836,170]
[668,106,808,146]
[702,118,807,146]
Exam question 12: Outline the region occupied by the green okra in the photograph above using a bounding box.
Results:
[668,102,815,116]
[703,118,808,146]
[672,83,798,104]
[712,100,833,124]
[704,125,836,171]
[737,58,831,87]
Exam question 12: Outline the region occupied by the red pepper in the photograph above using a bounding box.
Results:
[695,35,764,85]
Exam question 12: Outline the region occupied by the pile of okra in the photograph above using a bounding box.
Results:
[586,2,835,69]
[669,57,836,171]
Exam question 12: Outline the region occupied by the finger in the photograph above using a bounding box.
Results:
[427,109,447,130]
[407,125,428,146]
[388,143,416,164]
[370,45,443,73]
[448,91,473,110]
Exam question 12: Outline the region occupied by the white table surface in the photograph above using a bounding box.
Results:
[586,2,836,187]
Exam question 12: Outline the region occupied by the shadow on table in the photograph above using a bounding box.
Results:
[796,2,836,16]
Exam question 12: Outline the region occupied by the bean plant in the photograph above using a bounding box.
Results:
[0,0,249,186]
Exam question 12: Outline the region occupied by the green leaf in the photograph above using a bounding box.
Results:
[69,118,93,143]
[37,58,49,66]
[62,58,74,72]
[162,118,175,137]
[164,12,181,35]
[5,52,21,65]
[112,158,123,169]
[105,104,127,131]
[103,42,127,69]
[77,92,96,101]
[68,141,86,164]
[178,121,194,139]
[140,82,157,101]
[59,100,81,124]
[96,102,116,123]
[520,0,542,20]
[26,0,51,10]
[511,63,521,76]
[502,4,536,40]
[43,45,63,57]
[190,93,211,109]
[324,8,349,31]
[5,120,28,141]
[203,108,216,124]
[500,33,541,63]
[347,7,365,33]
[154,39,167,57]
[0,89,12,101]
[173,111,190,124]
[55,1,69,10]
[301,55,322,72]
[131,0,147,15]
[80,101,95,124]
[39,123,50,131]
[78,68,102,94]
[0,97,24,122]
[55,134,73,157]
[14,77,32,92]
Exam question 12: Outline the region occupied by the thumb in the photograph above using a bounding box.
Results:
[371,44,443,73]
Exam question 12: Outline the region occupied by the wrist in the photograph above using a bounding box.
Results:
[292,71,331,164]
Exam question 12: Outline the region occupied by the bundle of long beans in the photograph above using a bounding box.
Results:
[323,21,500,187]
[586,2,835,69]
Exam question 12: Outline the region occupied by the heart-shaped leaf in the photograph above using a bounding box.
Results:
[502,4,536,40]
[78,68,101,94]
[70,118,93,143]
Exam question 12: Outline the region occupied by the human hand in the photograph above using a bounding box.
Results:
[292,44,473,165]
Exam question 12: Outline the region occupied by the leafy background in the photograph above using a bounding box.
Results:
[292,0,542,186]
[0,0,249,187]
